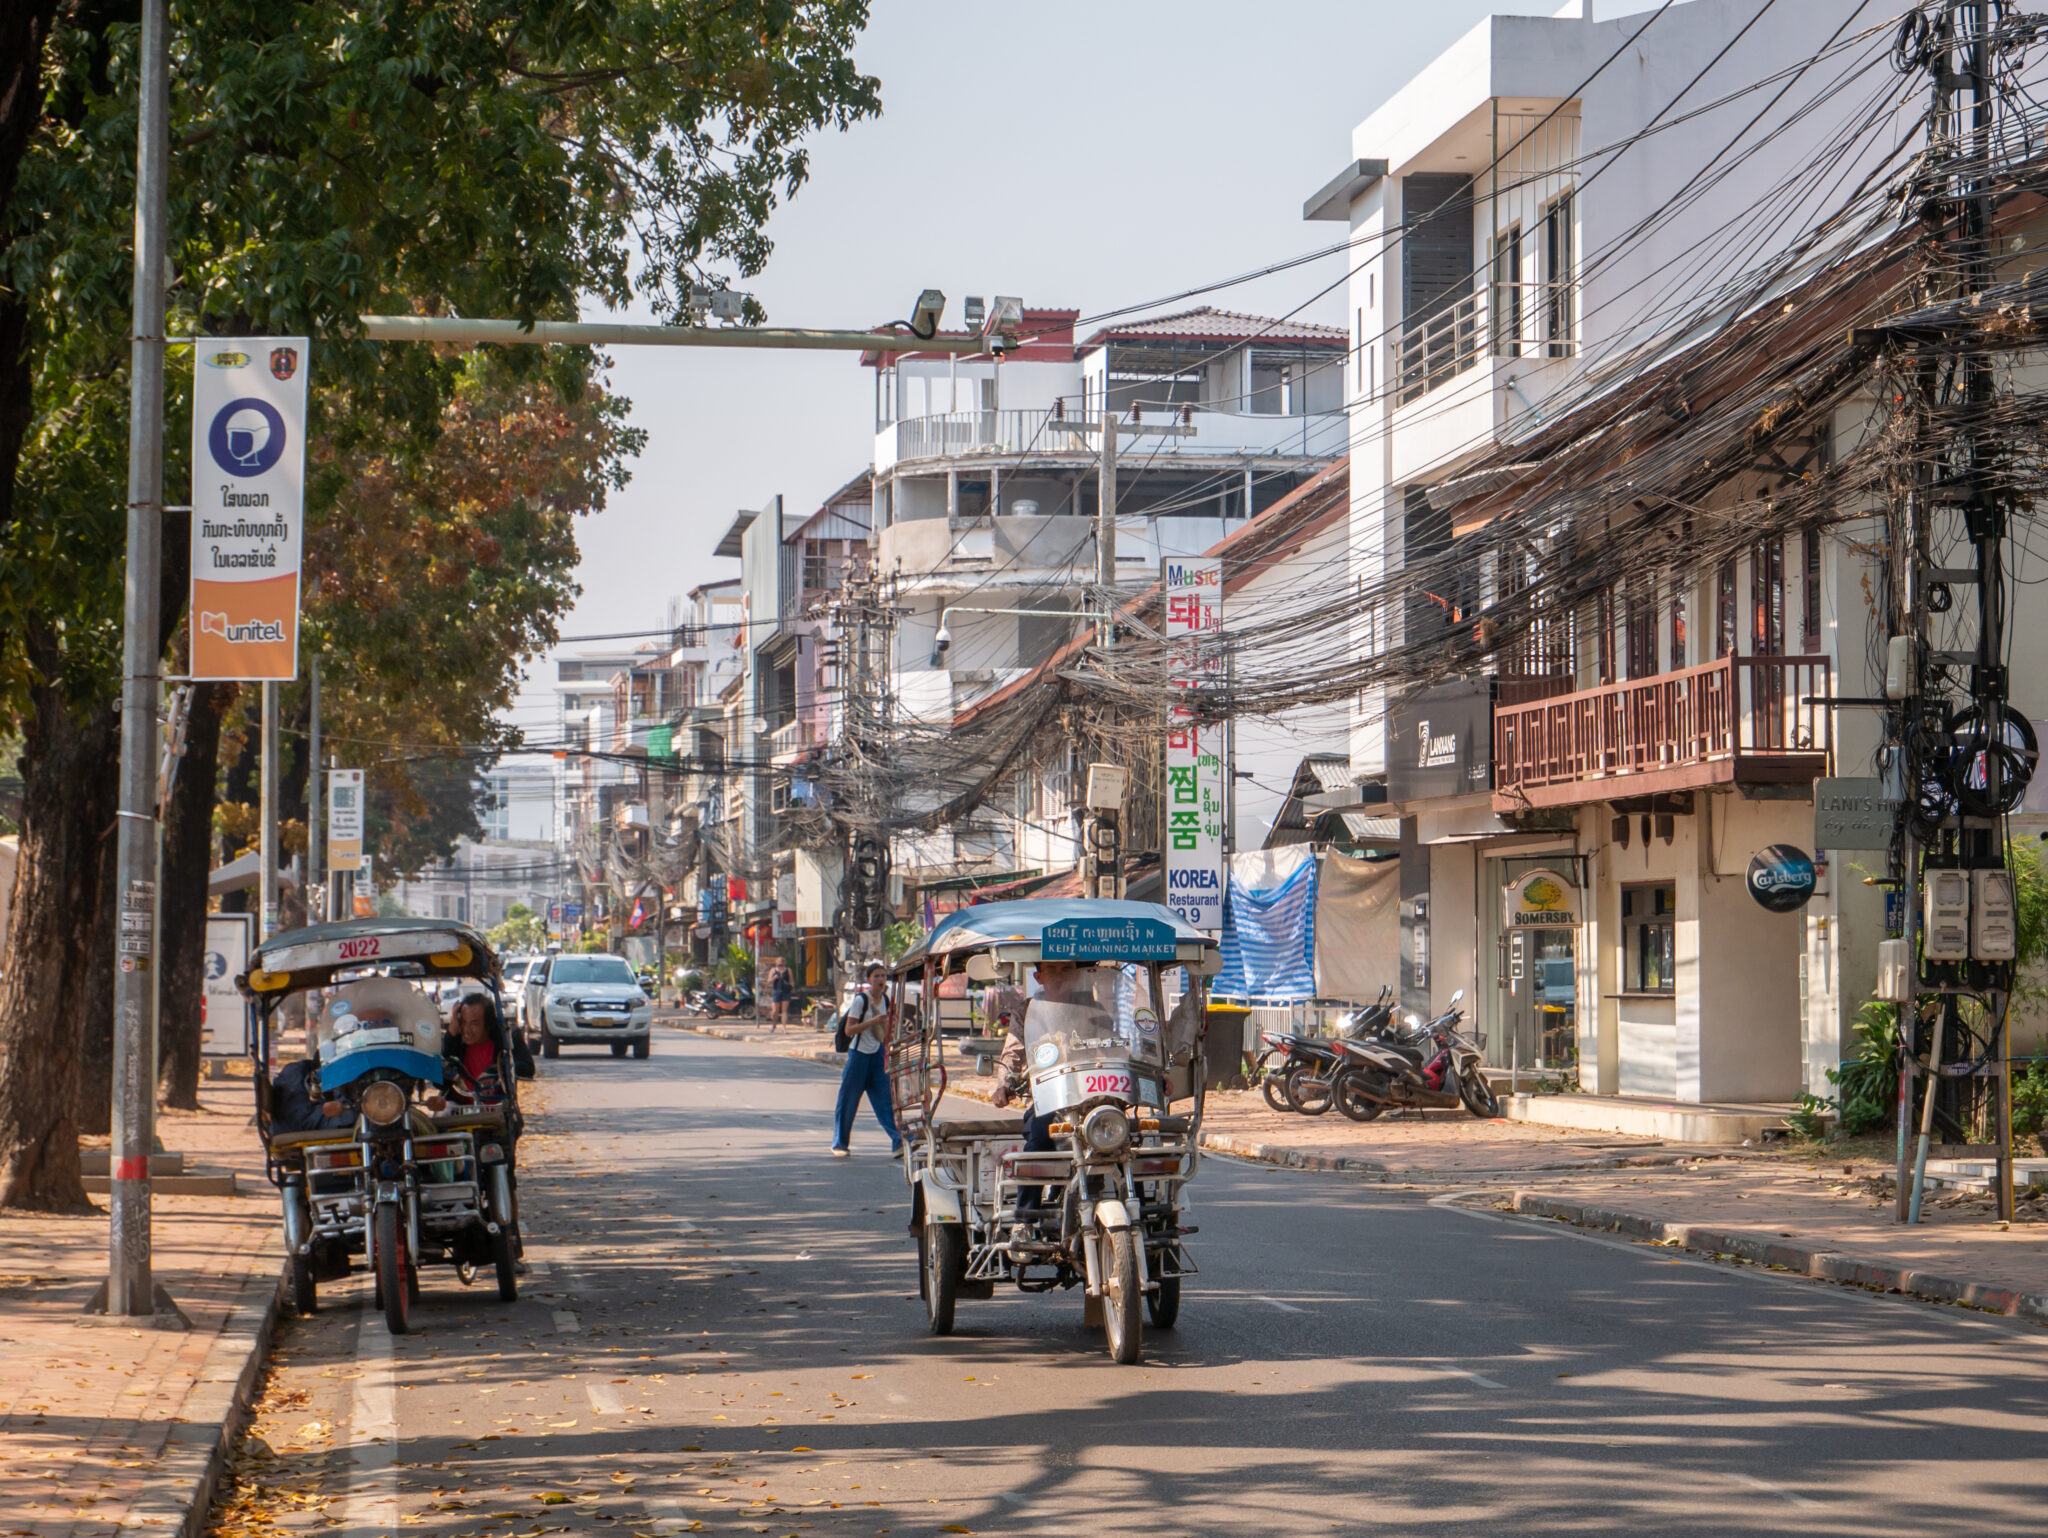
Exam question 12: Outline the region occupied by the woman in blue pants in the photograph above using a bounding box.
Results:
[831,962,901,1155]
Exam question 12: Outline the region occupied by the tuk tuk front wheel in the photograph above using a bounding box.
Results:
[921,1223,964,1336]
[374,1205,411,1334]
[1102,1228,1142,1364]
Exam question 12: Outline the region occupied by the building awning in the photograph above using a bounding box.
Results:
[1303,158,1387,221]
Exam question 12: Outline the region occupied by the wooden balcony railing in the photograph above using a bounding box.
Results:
[1492,655,1831,809]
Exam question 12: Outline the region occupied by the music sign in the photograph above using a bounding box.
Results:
[190,338,308,680]
[1163,556,1224,930]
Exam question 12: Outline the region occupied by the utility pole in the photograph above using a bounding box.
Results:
[307,660,322,921]
[260,682,280,937]
[1097,410,1118,589]
[105,0,170,1320]
[1885,1,2023,1223]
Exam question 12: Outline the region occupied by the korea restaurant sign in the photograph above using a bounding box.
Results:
[1387,678,1494,803]
[190,338,309,680]
[1163,557,1224,931]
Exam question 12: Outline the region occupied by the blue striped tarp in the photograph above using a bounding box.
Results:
[1212,850,1318,1003]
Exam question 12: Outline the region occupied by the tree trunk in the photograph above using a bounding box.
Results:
[158,683,231,1110]
[0,669,116,1212]
[72,795,118,1136]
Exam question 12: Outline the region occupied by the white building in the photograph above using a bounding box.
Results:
[1314,0,2048,1104]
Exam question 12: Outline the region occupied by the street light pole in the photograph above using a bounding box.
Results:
[107,0,170,1319]
[307,660,322,921]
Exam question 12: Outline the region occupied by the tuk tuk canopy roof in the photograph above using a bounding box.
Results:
[241,916,498,997]
[890,899,1216,974]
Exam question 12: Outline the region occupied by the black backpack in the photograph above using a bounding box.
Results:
[831,992,868,1054]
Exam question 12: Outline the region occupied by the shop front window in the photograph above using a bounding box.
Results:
[1622,884,1676,993]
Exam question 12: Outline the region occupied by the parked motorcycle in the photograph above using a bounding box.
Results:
[685,982,756,1019]
[1334,989,1501,1120]
[1253,989,1395,1115]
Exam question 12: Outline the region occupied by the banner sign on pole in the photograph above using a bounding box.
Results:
[327,769,364,869]
[190,337,309,680]
[1163,556,1225,931]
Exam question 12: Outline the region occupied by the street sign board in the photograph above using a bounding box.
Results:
[327,769,364,868]
[1040,916,1180,963]
[1163,556,1224,930]
[189,337,309,679]
[202,912,255,1055]
[1813,776,1899,849]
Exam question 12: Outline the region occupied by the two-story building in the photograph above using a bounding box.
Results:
[1308,0,2043,1108]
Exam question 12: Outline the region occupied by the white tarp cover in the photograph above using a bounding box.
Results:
[1313,850,1399,1003]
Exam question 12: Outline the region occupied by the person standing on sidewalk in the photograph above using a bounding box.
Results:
[769,960,794,1030]
[830,962,901,1157]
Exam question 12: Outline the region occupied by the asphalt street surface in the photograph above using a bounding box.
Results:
[213,1031,2048,1538]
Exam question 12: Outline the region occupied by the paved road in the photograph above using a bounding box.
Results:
[217,1031,2048,1538]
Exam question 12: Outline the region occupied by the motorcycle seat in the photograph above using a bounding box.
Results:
[267,1128,354,1154]
[930,1116,1024,1141]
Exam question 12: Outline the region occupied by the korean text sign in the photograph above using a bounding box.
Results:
[189,338,309,680]
[1163,556,1224,930]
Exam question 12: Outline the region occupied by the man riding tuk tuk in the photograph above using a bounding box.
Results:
[885,899,1221,1365]
[242,916,527,1332]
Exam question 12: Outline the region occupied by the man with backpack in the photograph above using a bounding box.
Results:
[829,961,901,1158]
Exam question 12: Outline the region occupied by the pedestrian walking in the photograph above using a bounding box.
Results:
[770,960,794,1029]
[830,961,900,1157]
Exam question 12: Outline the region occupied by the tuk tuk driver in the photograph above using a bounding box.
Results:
[990,958,1092,1221]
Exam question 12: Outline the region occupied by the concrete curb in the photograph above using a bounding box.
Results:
[1196,1130,1710,1183]
[1504,1190,2048,1325]
[124,1232,288,1536]
[664,1020,841,1067]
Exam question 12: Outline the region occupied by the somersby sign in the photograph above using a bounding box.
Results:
[190,338,309,681]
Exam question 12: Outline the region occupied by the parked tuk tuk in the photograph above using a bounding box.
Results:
[886,899,1222,1364]
[242,917,526,1331]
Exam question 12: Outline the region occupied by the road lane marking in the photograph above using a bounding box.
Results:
[1253,1295,1306,1313]
[552,1309,582,1333]
[1431,1365,1506,1389]
[342,1306,398,1538]
[1728,1471,1822,1509]
[585,1381,625,1415]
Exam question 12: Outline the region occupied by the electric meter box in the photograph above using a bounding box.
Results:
[1971,868,2018,961]
[1923,868,1972,962]
[1875,937,1915,1003]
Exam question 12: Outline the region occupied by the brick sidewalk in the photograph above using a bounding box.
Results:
[0,1077,284,1538]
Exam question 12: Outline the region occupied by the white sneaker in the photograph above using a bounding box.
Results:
[829,1146,850,1158]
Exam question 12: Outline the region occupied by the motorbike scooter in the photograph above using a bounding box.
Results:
[685,981,756,1019]
[1268,989,1396,1115]
[1334,989,1501,1120]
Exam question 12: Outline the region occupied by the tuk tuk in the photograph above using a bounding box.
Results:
[886,899,1222,1364]
[242,917,526,1331]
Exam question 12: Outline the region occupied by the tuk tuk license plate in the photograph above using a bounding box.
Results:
[1080,1068,1133,1098]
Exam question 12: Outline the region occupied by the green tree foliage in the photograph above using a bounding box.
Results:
[0,1,879,1208]
[490,903,547,955]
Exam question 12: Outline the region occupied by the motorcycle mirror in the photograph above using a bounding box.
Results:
[1450,988,1465,1005]
[964,954,998,983]
[1404,1012,1423,1029]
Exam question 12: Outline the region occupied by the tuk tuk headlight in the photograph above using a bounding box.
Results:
[359,1080,407,1126]
[1081,1104,1130,1157]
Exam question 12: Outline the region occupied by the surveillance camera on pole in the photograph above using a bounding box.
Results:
[910,288,947,339]
[930,622,952,668]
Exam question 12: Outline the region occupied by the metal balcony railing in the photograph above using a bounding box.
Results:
[1492,654,1831,806]
[1396,291,1484,405]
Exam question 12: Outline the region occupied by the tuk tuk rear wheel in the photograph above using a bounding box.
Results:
[1102,1228,1142,1364]
[374,1205,411,1335]
[289,1248,318,1316]
[921,1223,964,1336]
[1146,1246,1180,1330]
[492,1224,518,1302]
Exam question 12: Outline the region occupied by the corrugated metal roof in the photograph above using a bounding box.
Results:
[1339,813,1402,842]
[1085,306,1346,346]
[1305,754,1353,793]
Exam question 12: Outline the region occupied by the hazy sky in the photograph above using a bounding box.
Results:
[509,0,1653,733]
